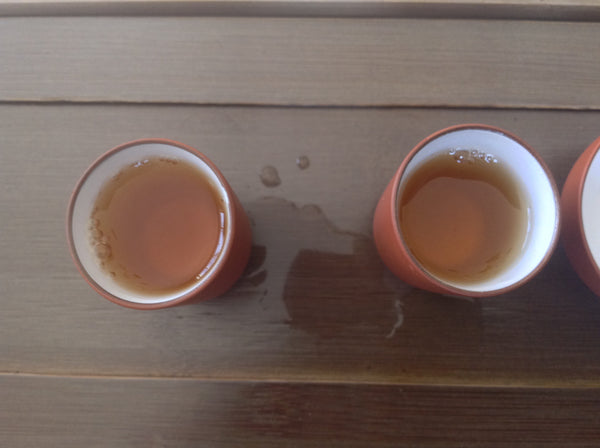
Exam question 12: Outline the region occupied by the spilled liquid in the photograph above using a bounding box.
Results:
[296,155,310,170]
[242,245,268,287]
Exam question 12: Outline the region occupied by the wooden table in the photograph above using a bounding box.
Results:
[1,2,600,446]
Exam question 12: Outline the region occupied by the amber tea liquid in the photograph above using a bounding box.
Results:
[89,157,226,295]
[398,149,529,285]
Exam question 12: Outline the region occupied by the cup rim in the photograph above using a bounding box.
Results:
[570,137,600,281]
[66,138,238,310]
[389,123,561,297]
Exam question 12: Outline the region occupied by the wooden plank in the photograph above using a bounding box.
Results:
[1,18,599,108]
[1,375,599,447]
[2,104,600,386]
[1,0,600,21]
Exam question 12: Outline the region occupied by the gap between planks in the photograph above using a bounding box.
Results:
[1,100,600,113]
[2,371,600,390]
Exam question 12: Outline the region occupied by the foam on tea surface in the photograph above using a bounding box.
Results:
[399,149,529,285]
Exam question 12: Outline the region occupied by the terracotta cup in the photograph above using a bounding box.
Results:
[561,135,600,296]
[67,138,252,309]
[373,124,560,297]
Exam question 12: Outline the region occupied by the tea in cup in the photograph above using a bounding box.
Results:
[373,124,560,297]
[67,139,252,309]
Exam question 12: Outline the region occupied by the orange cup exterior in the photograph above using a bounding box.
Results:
[561,136,600,297]
[373,124,559,298]
[67,138,252,310]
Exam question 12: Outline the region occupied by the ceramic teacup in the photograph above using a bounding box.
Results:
[67,138,252,309]
[561,135,600,297]
[373,124,560,297]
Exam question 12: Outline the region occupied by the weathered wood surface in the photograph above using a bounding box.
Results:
[0,18,599,108]
[2,375,599,447]
[2,0,600,21]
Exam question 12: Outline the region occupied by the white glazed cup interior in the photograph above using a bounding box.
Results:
[396,128,559,294]
[581,146,600,269]
[68,142,232,305]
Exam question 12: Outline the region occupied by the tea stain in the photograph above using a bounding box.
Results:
[281,240,409,340]
[237,197,406,338]
[296,155,310,170]
[238,197,356,317]
[281,238,484,362]
[241,245,267,287]
[386,299,405,339]
[260,165,281,188]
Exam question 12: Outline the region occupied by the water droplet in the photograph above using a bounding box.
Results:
[296,155,310,170]
[260,165,281,188]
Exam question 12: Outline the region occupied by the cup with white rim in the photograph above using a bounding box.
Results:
[561,135,600,297]
[373,124,560,298]
[67,138,252,309]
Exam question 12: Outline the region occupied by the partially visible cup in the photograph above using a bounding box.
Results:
[67,138,252,309]
[561,135,600,297]
[373,124,560,298]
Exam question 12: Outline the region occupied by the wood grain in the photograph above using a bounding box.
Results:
[0,18,599,108]
[2,104,600,386]
[1,374,599,447]
[2,0,600,21]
